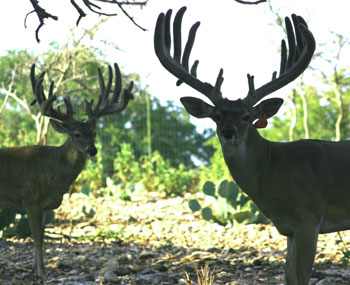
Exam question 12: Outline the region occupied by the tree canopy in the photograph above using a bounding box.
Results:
[0,27,214,180]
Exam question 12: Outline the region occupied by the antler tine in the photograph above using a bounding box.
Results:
[99,65,113,108]
[243,14,315,107]
[30,64,74,122]
[154,6,224,106]
[111,62,122,103]
[104,63,133,115]
[85,63,134,120]
[173,8,183,63]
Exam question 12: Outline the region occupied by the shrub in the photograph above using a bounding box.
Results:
[199,137,231,186]
[0,208,54,238]
[112,143,198,197]
[113,143,142,185]
[74,143,104,196]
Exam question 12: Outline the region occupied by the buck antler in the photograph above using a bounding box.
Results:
[154,8,333,285]
[243,14,316,107]
[154,7,224,106]
[84,63,134,120]
[155,8,315,108]
[30,64,75,123]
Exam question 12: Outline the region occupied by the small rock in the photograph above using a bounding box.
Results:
[104,271,121,283]
[129,263,142,273]
[139,250,158,260]
[118,254,132,264]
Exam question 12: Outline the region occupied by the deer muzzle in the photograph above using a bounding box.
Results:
[221,128,237,141]
[87,145,97,157]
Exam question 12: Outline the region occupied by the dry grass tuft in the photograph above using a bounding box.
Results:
[184,263,215,285]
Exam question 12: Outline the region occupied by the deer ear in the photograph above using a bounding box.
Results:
[252,98,284,121]
[180,96,215,118]
[50,120,69,134]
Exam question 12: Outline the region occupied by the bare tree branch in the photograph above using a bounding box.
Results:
[234,0,266,5]
[114,0,147,31]
[27,0,148,43]
[71,0,87,26]
[28,0,58,43]
[0,92,9,115]
[0,70,15,115]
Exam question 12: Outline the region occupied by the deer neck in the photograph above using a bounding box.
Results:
[59,138,88,183]
[219,126,270,202]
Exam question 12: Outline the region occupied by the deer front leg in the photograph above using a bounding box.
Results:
[27,206,46,282]
[285,225,319,285]
[285,235,297,285]
[42,210,47,231]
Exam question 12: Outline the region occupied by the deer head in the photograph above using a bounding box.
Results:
[154,7,315,146]
[30,63,133,156]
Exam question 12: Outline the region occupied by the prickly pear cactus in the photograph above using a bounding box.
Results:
[188,179,269,226]
[201,207,213,221]
[218,180,239,204]
[202,181,216,197]
[188,199,201,212]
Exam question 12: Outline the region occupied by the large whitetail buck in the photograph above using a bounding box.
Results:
[154,7,348,285]
[0,63,133,281]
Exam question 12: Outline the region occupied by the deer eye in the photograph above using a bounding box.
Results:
[242,114,250,121]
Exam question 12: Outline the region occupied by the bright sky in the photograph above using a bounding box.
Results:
[1,0,350,131]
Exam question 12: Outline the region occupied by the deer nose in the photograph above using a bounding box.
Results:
[87,145,97,157]
[222,128,236,140]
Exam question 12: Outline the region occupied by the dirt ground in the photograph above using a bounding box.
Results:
[1,191,350,284]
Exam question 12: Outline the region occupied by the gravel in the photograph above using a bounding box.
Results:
[1,191,350,284]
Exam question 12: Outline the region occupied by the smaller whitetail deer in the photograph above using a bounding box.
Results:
[154,7,348,285]
[0,63,133,281]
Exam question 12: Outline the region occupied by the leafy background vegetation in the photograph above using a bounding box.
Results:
[1,18,350,238]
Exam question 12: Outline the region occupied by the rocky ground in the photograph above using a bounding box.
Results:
[1,191,350,284]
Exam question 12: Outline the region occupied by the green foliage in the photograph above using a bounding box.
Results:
[260,74,350,143]
[82,206,96,219]
[189,180,269,226]
[82,225,127,242]
[260,86,336,142]
[342,250,350,270]
[0,208,54,238]
[0,208,31,238]
[337,232,350,269]
[100,94,214,175]
[113,143,142,184]
[0,27,213,193]
[199,137,231,184]
[74,144,105,196]
[111,143,199,197]
[0,208,20,237]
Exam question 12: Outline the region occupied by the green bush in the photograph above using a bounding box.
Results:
[0,208,32,238]
[199,137,231,184]
[112,143,198,197]
[189,180,269,225]
[74,144,104,196]
[113,143,142,185]
[0,208,54,238]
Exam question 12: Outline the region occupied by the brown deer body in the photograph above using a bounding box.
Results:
[0,141,87,209]
[0,63,133,281]
[153,7,346,284]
